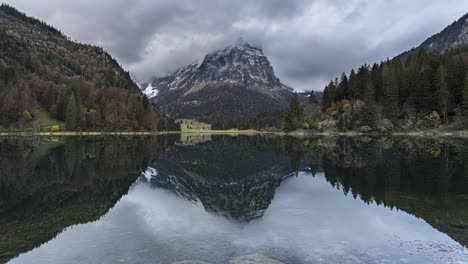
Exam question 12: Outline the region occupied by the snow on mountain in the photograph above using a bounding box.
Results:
[142,40,293,101]
[142,82,159,98]
[141,39,295,123]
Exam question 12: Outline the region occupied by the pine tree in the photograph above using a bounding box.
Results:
[309,90,318,105]
[446,58,466,106]
[361,79,377,128]
[435,65,450,125]
[463,74,468,125]
[370,63,382,101]
[322,84,330,112]
[356,65,370,99]
[382,64,399,120]
[337,73,349,100]
[323,80,336,111]
[65,92,77,130]
[418,66,436,113]
[348,69,358,100]
[283,93,303,131]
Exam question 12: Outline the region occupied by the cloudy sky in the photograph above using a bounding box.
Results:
[4,0,468,91]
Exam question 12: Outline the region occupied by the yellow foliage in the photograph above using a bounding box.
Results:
[22,110,32,121]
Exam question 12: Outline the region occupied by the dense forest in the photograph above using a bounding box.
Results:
[0,5,176,131]
[281,46,468,132]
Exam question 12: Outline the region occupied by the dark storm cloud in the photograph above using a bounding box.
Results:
[4,0,468,91]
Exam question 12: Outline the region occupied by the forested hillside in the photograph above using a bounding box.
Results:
[0,4,160,131]
[280,47,468,132]
[318,46,468,131]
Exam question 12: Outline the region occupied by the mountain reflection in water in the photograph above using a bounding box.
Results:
[1,135,468,264]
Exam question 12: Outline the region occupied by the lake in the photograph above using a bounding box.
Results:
[1,135,467,264]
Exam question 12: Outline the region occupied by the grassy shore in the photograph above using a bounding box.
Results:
[285,129,468,138]
[180,128,266,135]
[0,131,181,137]
[2,129,468,137]
[0,130,268,137]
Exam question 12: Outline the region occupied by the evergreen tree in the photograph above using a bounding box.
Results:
[463,74,468,125]
[309,90,318,105]
[283,93,303,131]
[382,64,399,120]
[356,65,370,99]
[337,73,349,100]
[65,92,77,130]
[361,80,377,128]
[370,63,382,102]
[322,80,336,111]
[435,65,450,124]
[322,84,330,111]
[348,69,358,100]
[446,58,466,106]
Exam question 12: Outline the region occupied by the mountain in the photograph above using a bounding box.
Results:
[142,39,295,125]
[0,4,159,131]
[397,12,468,61]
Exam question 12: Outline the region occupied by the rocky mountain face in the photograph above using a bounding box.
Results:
[142,40,294,124]
[397,12,468,60]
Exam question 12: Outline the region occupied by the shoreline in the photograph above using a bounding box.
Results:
[1,130,468,137]
[285,130,468,138]
[0,130,269,137]
[0,131,181,137]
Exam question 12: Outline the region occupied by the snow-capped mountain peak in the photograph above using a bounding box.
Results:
[141,40,292,100]
[140,40,294,123]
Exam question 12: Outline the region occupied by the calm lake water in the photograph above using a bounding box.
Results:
[0,135,467,264]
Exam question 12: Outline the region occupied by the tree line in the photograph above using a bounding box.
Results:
[282,46,468,132]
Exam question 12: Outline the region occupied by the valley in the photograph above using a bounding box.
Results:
[2,4,468,135]
[1,2,468,264]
